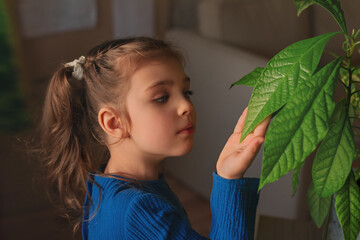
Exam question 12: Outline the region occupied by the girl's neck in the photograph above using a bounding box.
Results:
[104,160,164,181]
[105,142,166,181]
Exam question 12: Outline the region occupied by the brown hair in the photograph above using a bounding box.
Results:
[38,37,184,231]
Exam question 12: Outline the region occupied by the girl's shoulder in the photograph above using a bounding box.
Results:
[90,173,170,208]
[84,175,173,239]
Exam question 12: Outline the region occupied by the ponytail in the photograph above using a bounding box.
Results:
[39,67,101,230]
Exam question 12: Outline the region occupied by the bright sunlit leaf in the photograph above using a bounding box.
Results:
[241,32,338,142]
[230,67,263,88]
[259,58,341,190]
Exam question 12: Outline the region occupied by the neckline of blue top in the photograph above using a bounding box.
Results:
[91,172,166,185]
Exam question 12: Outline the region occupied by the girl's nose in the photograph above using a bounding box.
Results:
[177,98,193,117]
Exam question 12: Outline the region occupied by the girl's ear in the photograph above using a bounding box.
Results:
[98,107,129,139]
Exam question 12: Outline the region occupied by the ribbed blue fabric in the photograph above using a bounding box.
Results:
[82,172,259,240]
[209,173,259,240]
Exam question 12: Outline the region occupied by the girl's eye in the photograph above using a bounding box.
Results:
[184,90,194,99]
[154,95,169,103]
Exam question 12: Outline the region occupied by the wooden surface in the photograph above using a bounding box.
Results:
[257,215,322,240]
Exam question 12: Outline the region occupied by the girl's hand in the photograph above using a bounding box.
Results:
[216,107,271,179]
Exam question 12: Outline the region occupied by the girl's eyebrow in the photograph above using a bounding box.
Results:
[146,76,190,91]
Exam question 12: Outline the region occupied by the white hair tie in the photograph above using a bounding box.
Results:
[64,56,86,80]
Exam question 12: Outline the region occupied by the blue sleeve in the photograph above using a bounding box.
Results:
[125,173,259,240]
[209,172,260,240]
[125,193,209,240]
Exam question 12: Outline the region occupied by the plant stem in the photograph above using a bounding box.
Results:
[351,89,360,96]
[338,78,348,89]
[346,33,354,113]
[346,68,352,113]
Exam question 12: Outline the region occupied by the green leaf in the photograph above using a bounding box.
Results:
[292,162,304,196]
[293,0,314,16]
[355,168,360,181]
[329,97,344,124]
[335,171,360,240]
[355,149,360,161]
[307,182,332,228]
[313,0,347,33]
[241,32,338,142]
[349,104,355,124]
[312,99,354,197]
[230,67,263,88]
[259,58,341,190]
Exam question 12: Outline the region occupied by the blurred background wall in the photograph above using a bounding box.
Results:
[1,0,359,239]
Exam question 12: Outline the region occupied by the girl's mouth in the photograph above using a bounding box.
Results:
[177,124,195,134]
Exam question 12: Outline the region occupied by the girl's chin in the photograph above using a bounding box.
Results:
[172,143,194,157]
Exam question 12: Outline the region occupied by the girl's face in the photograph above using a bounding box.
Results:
[125,58,196,159]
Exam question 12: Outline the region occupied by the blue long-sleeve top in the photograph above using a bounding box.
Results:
[82,172,260,239]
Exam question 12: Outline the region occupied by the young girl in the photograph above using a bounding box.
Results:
[39,37,270,239]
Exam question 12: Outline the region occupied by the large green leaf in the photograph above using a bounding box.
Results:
[349,104,355,124]
[312,99,354,197]
[293,0,314,16]
[292,161,305,196]
[259,58,341,190]
[230,67,263,88]
[241,32,338,142]
[307,182,332,228]
[335,171,360,240]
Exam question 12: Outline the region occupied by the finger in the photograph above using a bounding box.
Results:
[253,114,271,136]
[238,136,264,164]
[234,107,248,134]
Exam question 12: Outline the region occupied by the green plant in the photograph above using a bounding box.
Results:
[231,0,360,239]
